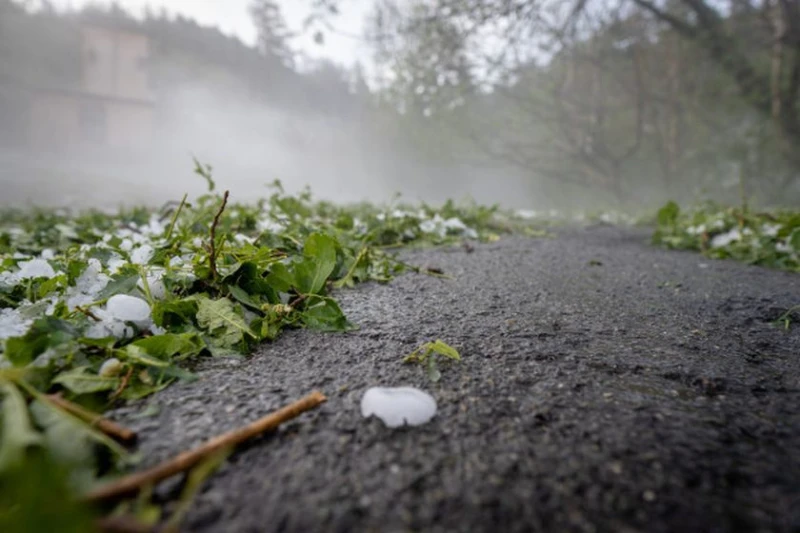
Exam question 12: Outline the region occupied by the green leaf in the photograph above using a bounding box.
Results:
[403,340,460,382]
[196,296,256,347]
[28,400,96,489]
[203,338,244,358]
[3,334,49,368]
[98,273,140,300]
[427,356,442,383]
[118,378,172,401]
[657,201,680,227]
[0,382,42,473]
[301,296,353,331]
[193,157,216,192]
[53,367,120,394]
[295,233,337,294]
[36,274,67,300]
[157,364,198,383]
[788,228,800,252]
[130,333,204,361]
[265,262,294,293]
[152,298,199,329]
[228,284,261,310]
[4,317,77,367]
[124,345,171,368]
[429,339,461,360]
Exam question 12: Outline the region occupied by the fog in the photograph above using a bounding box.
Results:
[0,80,543,210]
[1,0,798,212]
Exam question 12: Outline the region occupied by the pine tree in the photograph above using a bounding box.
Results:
[248,0,294,68]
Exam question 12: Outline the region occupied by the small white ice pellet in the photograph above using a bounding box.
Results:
[105,294,152,329]
[17,258,57,279]
[361,387,437,428]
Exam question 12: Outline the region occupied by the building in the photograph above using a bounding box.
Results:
[26,24,155,152]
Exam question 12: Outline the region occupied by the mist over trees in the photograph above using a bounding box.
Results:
[0,0,798,209]
[357,0,800,207]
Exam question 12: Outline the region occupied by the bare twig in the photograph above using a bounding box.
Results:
[288,293,307,309]
[46,394,137,444]
[208,190,230,281]
[75,305,101,322]
[83,391,327,503]
[110,366,135,402]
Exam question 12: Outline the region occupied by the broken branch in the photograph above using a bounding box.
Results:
[110,366,135,402]
[75,305,101,322]
[83,390,327,503]
[47,394,136,444]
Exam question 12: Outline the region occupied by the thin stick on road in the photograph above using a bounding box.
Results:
[84,390,327,503]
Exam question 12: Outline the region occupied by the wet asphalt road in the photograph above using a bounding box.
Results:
[114,225,800,533]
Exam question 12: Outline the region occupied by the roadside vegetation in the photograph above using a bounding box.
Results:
[1,171,798,529]
[653,201,800,273]
[0,171,531,531]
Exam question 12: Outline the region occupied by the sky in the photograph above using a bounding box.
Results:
[44,0,373,69]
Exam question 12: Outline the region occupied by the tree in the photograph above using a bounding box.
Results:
[356,0,799,205]
[629,0,800,167]
[249,0,295,68]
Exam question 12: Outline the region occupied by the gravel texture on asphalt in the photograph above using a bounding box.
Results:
[113,225,800,533]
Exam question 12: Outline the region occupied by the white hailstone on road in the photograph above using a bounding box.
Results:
[0,271,18,286]
[361,387,438,428]
[130,244,155,265]
[105,294,152,329]
[686,224,707,236]
[516,209,538,219]
[0,308,33,341]
[234,233,254,245]
[66,260,110,310]
[107,255,128,274]
[761,223,782,237]
[352,217,368,235]
[98,357,124,377]
[141,215,165,236]
[85,318,130,340]
[419,215,447,237]
[710,228,742,248]
[119,238,134,252]
[256,218,285,233]
[17,258,57,280]
[444,217,479,238]
[443,217,467,230]
[137,267,166,300]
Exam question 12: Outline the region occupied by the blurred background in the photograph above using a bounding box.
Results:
[0,0,798,211]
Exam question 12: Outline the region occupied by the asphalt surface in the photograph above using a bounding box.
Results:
[113,225,800,533]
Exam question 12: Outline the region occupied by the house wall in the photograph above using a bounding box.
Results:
[25,25,155,152]
[28,93,154,151]
[81,26,153,102]
[105,101,154,148]
[28,92,80,150]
